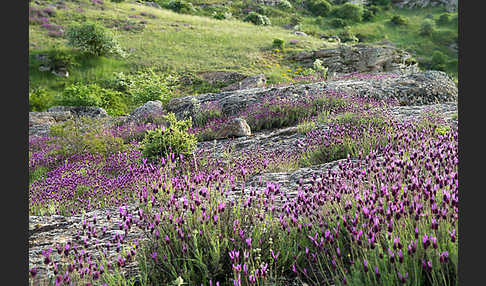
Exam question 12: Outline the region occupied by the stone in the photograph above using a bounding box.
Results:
[51,68,69,78]
[221,74,266,92]
[215,118,251,139]
[198,71,246,86]
[144,1,162,9]
[125,100,166,124]
[47,106,108,118]
[38,65,51,72]
[393,0,458,11]
[294,31,308,37]
[289,44,419,75]
[167,71,457,121]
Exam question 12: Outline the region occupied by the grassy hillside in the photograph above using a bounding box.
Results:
[29,0,458,114]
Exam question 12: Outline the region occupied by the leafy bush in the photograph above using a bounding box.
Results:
[166,0,196,14]
[338,28,358,43]
[272,38,285,51]
[330,18,347,28]
[362,5,380,21]
[367,0,391,5]
[45,49,79,71]
[430,51,447,71]
[65,22,126,57]
[128,70,176,107]
[243,12,271,26]
[334,3,363,22]
[49,117,126,156]
[278,0,293,10]
[290,14,303,26]
[436,13,451,26]
[29,87,52,112]
[389,15,408,26]
[312,59,328,79]
[141,113,197,162]
[55,83,128,116]
[420,19,435,36]
[307,0,332,17]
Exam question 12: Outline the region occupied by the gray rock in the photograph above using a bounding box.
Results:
[144,1,162,9]
[51,68,69,78]
[393,0,458,12]
[215,118,251,139]
[221,74,266,92]
[125,100,166,124]
[38,65,51,72]
[294,31,308,37]
[48,106,108,118]
[289,44,419,75]
[167,71,457,121]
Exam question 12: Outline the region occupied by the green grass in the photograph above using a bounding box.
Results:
[29,0,326,96]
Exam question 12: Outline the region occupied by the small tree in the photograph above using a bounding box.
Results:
[66,22,126,57]
[335,3,363,22]
[141,113,197,162]
[420,19,435,36]
[307,0,332,17]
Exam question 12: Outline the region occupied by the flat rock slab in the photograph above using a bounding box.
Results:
[167,71,457,121]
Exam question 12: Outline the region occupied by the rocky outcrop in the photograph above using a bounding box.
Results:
[123,100,166,124]
[221,74,266,91]
[215,117,252,139]
[289,44,419,75]
[167,71,457,121]
[29,106,109,137]
[393,0,458,12]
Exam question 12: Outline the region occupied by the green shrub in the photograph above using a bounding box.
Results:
[278,0,293,10]
[55,83,128,116]
[431,30,458,46]
[436,13,451,26]
[128,70,176,107]
[166,0,196,14]
[29,87,52,112]
[335,3,363,22]
[307,0,332,17]
[243,12,271,26]
[362,5,380,22]
[46,49,79,71]
[338,28,358,43]
[367,0,391,6]
[420,19,435,36]
[49,117,126,156]
[430,51,447,71]
[389,15,408,26]
[56,84,105,107]
[272,38,285,51]
[141,113,197,162]
[330,18,347,28]
[66,22,126,57]
[290,14,303,26]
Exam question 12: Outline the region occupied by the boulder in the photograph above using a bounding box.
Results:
[294,31,308,37]
[167,71,457,120]
[221,74,266,92]
[215,118,251,139]
[47,106,108,118]
[289,44,419,75]
[393,0,458,11]
[125,100,166,124]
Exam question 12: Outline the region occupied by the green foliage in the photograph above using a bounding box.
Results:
[334,3,363,22]
[430,51,447,71]
[306,0,332,17]
[389,14,408,26]
[29,87,52,112]
[330,18,347,28]
[362,5,380,22]
[338,28,358,43]
[166,0,196,14]
[420,19,435,36]
[312,59,328,79]
[367,0,391,6]
[46,49,79,71]
[141,113,197,162]
[49,117,126,156]
[290,14,303,26]
[436,13,451,26]
[243,12,271,26]
[54,83,128,116]
[30,166,48,185]
[297,120,316,134]
[272,38,285,51]
[66,22,126,57]
[278,0,293,10]
[127,69,176,107]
